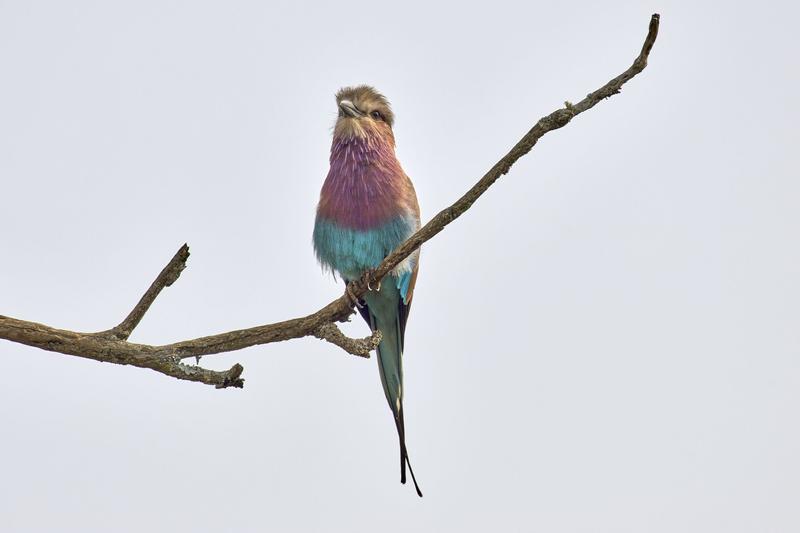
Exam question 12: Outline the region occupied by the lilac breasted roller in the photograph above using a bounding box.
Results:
[313,86,422,497]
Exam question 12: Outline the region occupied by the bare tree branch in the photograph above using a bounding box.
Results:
[0,14,661,388]
[0,313,245,388]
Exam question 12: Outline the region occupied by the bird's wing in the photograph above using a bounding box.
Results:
[396,263,418,352]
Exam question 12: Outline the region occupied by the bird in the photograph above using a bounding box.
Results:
[313,85,423,497]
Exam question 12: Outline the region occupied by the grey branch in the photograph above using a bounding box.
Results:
[0,14,661,388]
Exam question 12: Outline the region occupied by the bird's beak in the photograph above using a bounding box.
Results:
[338,99,363,118]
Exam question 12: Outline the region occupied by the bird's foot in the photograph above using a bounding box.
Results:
[345,283,365,309]
[360,269,381,292]
[344,270,381,309]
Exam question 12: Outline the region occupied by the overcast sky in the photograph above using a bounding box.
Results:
[2,1,799,531]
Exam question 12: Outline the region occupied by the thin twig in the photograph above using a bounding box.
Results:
[100,244,191,340]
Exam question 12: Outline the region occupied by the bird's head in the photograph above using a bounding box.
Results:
[333,85,395,142]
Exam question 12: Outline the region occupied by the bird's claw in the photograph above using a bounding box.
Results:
[362,269,381,292]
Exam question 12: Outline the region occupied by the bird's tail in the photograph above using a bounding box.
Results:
[371,301,423,497]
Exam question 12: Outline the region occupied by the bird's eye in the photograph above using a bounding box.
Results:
[370,110,383,121]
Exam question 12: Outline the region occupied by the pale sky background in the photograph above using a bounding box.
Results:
[1,1,798,531]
